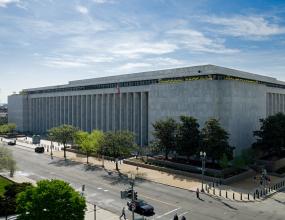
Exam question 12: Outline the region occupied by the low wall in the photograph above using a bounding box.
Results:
[124,159,253,184]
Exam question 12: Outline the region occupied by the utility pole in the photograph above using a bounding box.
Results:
[94,204,96,220]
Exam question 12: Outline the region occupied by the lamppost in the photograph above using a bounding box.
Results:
[200,151,206,192]
[50,142,54,160]
[128,173,136,220]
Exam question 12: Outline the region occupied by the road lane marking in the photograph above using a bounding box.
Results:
[155,208,181,219]
[97,187,102,190]
[104,189,109,192]
[140,193,179,207]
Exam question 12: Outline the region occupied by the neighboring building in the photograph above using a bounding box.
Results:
[8,65,285,153]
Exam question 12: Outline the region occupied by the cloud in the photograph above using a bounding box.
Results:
[0,0,19,7]
[92,0,114,4]
[167,29,238,53]
[204,15,285,39]
[118,62,152,71]
[43,54,114,68]
[111,41,178,58]
[75,5,89,15]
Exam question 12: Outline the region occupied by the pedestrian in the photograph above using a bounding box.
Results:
[181,216,186,220]
[173,213,178,220]
[120,207,126,220]
[196,188,200,199]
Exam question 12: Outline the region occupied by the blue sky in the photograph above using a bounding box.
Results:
[1,0,285,103]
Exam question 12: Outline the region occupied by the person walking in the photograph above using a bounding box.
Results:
[173,213,178,220]
[181,216,186,220]
[120,207,127,220]
[196,188,200,199]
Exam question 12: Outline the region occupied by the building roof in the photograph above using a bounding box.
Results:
[22,64,285,92]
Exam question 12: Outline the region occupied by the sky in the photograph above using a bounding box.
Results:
[1,0,285,103]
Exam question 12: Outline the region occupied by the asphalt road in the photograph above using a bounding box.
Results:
[10,145,285,220]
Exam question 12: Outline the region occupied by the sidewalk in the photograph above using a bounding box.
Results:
[0,172,119,220]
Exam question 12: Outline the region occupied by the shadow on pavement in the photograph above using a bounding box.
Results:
[48,159,82,167]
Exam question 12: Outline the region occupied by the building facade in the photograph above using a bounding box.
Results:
[8,65,285,152]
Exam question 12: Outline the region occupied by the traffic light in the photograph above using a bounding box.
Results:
[134,191,138,200]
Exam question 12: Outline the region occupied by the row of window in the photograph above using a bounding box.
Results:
[24,74,285,95]
[26,79,159,95]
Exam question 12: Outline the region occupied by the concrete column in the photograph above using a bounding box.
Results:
[81,95,86,131]
[72,96,77,127]
[44,97,47,133]
[97,94,102,130]
[106,94,110,131]
[86,95,91,132]
[77,95,81,129]
[91,95,96,130]
[31,98,35,133]
[57,96,61,127]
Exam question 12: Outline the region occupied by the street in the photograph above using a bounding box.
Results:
[10,145,285,220]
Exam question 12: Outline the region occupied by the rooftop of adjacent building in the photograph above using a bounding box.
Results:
[18,64,285,93]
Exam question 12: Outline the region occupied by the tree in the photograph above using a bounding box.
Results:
[16,179,86,220]
[177,116,200,160]
[0,182,32,216]
[75,130,104,164]
[253,112,285,156]
[152,118,178,160]
[100,131,137,170]
[201,118,234,162]
[48,125,78,160]
[0,123,16,135]
[219,153,229,169]
[0,146,16,177]
[0,116,7,126]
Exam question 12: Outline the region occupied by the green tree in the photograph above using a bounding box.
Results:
[75,130,104,164]
[152,118,178,160]
[48,125,78,160]
[0,123,16,134]
[0,182,31,216]
[16,179,86,220]
[253,112,285,156]
[201,118,234,162]
[100,131,137,170]
[177,116,200,160]
[219,153,229,169]
[0,116,7,126]
[0,146,16,177]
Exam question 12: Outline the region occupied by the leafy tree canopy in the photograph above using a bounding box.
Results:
[253,112,285,156]
[152,117,178,160]
[177,116,200,160]
[48,125,78,160]
[0,123,16,134]
[0,146,16,177]
[16,179,86,220]
[75,130,104,163]
[100,131,137,159]
[201,118,234,162]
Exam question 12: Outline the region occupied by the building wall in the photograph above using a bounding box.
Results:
[26,86,149,146]
[149,79,268,154]
[8,94,27,132]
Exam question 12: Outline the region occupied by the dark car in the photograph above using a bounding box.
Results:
[7,140,16,145]
[127,199,155,217]
[35,146,44,153]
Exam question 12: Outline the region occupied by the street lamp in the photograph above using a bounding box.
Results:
[128,173,136,220]
[200,151,206,192]
[50,142,54,160]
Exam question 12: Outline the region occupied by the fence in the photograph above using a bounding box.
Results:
[205,178,285,201]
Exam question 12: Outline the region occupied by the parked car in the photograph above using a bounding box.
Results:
[35,146,44,153]
[127,199,155,216]
[7,140,16,145]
